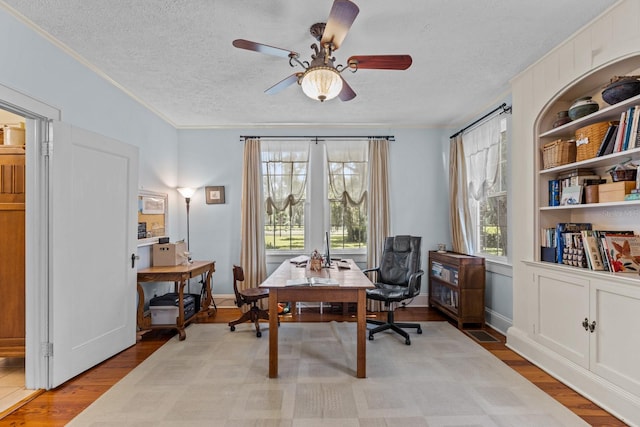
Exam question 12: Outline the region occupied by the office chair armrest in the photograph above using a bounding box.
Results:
[361,267,379,275]
[407,269,425,295]
[361,267,379,281]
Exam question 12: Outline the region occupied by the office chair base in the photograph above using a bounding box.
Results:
[366,313,422,345]
[228,305,273,338]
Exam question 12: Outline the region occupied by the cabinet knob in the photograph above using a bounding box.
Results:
[582,318,589,331]
[589,320,597,333]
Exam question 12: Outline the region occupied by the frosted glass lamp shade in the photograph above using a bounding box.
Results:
[301,67,343,102]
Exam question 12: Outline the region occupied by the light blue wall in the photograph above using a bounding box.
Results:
[176,128,451,296]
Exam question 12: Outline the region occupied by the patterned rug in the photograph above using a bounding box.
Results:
[69,321,588,426]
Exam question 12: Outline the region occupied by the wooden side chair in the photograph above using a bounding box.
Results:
[228,265,273,337]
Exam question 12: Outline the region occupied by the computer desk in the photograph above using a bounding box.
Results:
[259,259,374,378]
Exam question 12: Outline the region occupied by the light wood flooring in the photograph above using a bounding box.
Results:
[0,306,628,426]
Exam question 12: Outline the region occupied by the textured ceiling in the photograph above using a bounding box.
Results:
[0,0,618,129]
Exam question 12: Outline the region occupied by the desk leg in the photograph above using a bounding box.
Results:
[356,289,366,378]
[200,267,215,317]
[268,289,278,378]
[177,280,186,341]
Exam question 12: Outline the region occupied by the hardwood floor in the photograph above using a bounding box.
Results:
[0,306,628,426]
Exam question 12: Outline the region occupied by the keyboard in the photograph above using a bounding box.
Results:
[336,260,351,269]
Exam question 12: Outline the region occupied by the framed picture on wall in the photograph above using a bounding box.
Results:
[205,186,225,204]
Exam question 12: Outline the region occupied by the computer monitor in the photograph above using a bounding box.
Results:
[324,231,331,268]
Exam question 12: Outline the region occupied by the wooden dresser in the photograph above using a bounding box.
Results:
[0,146,25,356]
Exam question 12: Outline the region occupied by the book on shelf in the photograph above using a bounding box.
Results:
[560,185,582,206]
[622,106,635,151]
[597,123,619,156]
[626,105,640,151]
[613,110,627,153]
[603,234,640,273]
[548,179,560,206]
[555,223,592,264]
[581,230,605,271]
[561,232,587,268]
[593,230,635,271]
[285,277,339,286]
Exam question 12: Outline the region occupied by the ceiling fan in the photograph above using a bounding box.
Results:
[232,0,412,102]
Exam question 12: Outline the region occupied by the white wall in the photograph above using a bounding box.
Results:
[176,128,451,297]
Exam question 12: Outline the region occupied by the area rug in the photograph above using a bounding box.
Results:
[69,322,588,426]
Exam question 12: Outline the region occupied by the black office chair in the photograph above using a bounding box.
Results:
[363,235,424,345]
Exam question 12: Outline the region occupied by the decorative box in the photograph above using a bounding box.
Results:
[152,241,188,266]
[598,181,636,203]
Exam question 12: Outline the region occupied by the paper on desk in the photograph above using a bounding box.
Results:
[290,255,310,265]
[285,277,339,286]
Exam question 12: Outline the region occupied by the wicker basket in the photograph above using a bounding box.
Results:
[575,121,610,161]
[542,139,576,169]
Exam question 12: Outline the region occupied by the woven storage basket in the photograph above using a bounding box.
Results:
[542,139,576,169]
[575,121,610,161]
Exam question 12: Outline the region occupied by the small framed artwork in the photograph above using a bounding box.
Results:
[205,186,225,204]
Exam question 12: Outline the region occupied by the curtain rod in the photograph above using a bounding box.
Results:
[239,135,395,142]
[449,103,512,139]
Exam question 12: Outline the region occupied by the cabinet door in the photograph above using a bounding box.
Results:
[590,279,640,396]
[533,269,590,368]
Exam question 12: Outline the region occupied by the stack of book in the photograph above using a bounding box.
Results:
[595,106,640,156]
[581,230,640,273]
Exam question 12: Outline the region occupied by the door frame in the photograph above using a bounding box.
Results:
[0,83,60,389]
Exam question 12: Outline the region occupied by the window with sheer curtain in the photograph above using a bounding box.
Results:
[260,138,368,252]
[463,115,509,257]
[262,140,309,250]
[326,140,368,250]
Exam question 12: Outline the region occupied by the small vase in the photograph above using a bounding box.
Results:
[568,96,599,120]
[552,110,571,128]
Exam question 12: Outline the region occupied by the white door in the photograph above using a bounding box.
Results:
[49,122,138,388]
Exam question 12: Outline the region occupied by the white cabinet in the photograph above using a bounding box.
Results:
[532,268,590,368]
[531,264,640,399]
[589,278,640,397]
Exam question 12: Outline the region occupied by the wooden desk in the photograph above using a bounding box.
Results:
[137,260,215,340]
[260,259,374,378]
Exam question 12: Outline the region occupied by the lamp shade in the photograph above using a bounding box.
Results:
[177,187,196,199]
[300,66,343,102]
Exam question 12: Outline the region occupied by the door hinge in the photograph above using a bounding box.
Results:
[41,140,53,157]
[41,342,53,358]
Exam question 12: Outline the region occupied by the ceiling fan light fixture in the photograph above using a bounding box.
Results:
[301,66,343,102]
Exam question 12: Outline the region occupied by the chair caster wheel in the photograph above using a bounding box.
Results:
[230,325,235,331]
[417,327,422,334]
[405,338,411,345]
[368,334,374,341]
[256,331,262,338]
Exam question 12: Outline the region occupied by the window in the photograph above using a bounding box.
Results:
[464,116,509,258]
[326,140,368,250]
[261,138,368,253]
[262,140,308,250]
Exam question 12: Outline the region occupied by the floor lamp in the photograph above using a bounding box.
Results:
[177,187,196,259]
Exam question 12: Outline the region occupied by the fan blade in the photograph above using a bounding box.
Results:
[338,77,356,101]
[348,55,413,70]
[321,0,359,50]
[265,74,301,95]
[232,39,298,59]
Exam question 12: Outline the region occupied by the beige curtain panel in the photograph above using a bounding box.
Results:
[240,138,267,297]
[449,135,472,254]
[366,138,391,311]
